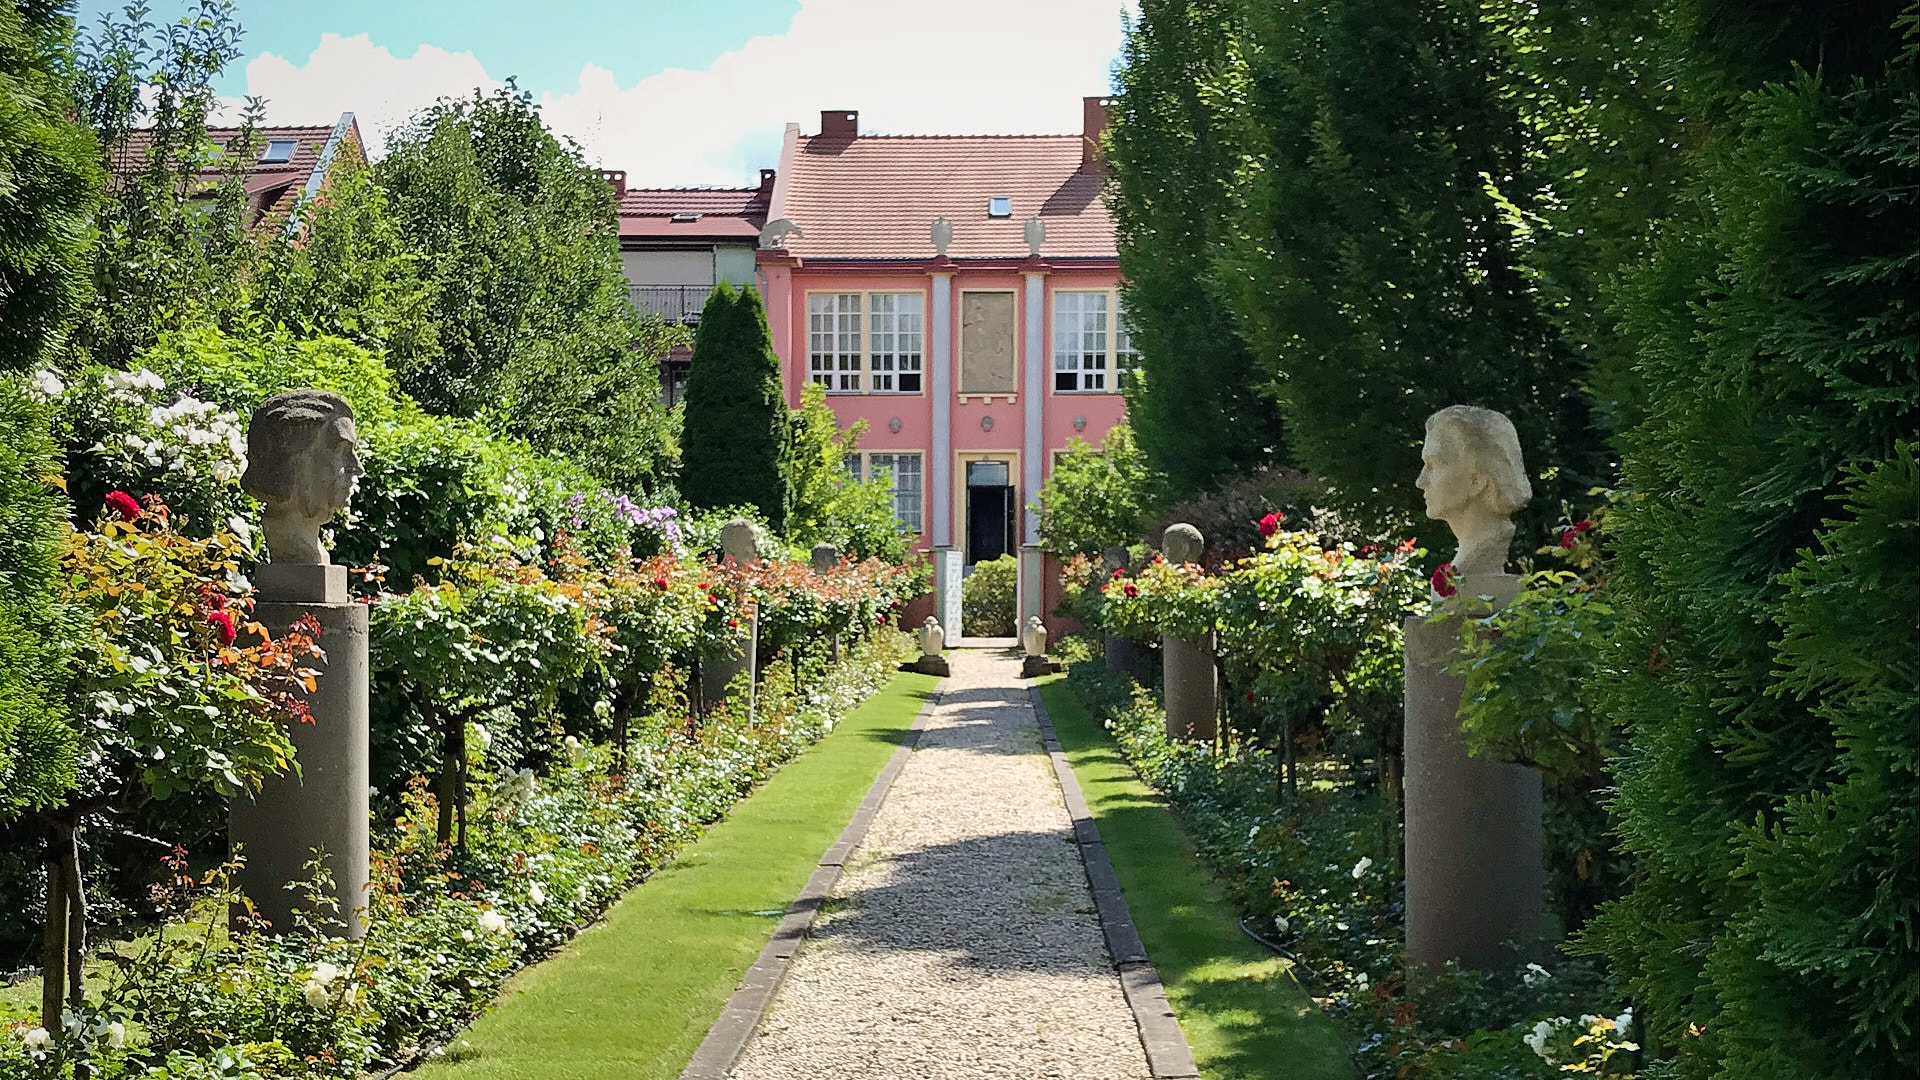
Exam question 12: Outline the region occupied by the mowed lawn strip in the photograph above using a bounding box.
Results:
[420,672,940,1080]
[1037,677,1354,1080]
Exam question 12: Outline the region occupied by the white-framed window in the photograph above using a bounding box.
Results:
[1053,291,1109,392]
[1114,301,1140,384]
[808,293,862,392]
[808,291,926,394]
[868,293,923,393]
[862,452,924,532]
[843,453,863,481]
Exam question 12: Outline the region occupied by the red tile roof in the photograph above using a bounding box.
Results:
[106,119,360,229]
[618,186,769,242]
[774,133,1116,261]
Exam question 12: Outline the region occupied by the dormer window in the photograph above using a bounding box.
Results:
[987,196,1012,218]
[259,139,297,163]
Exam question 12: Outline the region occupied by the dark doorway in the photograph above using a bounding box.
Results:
[965,460,1017,566]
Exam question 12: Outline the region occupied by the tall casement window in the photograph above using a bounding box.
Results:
[809,293,862,391]
[1052,289,1136,393]
[809,291,925,394]
[850,451,924,531]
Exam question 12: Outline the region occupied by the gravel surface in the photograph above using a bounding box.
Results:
[727,650,1153,1080]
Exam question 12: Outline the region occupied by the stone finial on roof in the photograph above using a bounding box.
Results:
[930,217,953,257]
[759,217,804,249]
[1023,217,1046,258]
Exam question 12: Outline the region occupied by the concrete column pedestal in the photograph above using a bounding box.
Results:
[230,563,369,939]
[703,519,760,716]
[932,546,963,642]
[1160,524,1216,742]
[1101,546,1136,674]
[1403,573,1546,971]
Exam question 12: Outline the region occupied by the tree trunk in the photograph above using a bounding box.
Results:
[41,836,66,1031]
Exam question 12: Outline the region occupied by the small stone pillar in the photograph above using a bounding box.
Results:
[1020,615,1053,678]
[232,564,370,938]
[701,519,759,715]
[910,616,950,676]
[1101,545,1136,675]
[1161,523,1216,741]
[1404,575,1546,970]
[1017,543,1045,636]
[811,543,840,662]
[230,389,370,939]
[932,545,963,643]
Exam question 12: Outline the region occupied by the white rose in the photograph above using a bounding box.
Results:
[528,882,546,905]
[29,370,65,399]
[23,1026,51,1050]
[303,980,330,1008]
[479,909,509,934]
[1350,856,1373,879]
[310,961,341,986]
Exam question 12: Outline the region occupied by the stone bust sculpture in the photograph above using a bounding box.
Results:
[1415,405,1530,576]
[241,390,363,565]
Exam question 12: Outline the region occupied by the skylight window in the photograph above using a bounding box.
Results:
[987,196,1012,218]
[670,212,703,222]
[259,139,297,163]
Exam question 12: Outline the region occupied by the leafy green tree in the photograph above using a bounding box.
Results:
[0,0,102,371]
[785,382,909,563]
[1579,6,1918,1075]
[1035,423,1158,558]
[374,84,679,491]
[1213,0,1601,540]
[1107,0,1291,499]
[678,282,790,527]
[72,0,259,369]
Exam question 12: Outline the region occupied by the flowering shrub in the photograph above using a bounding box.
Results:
[0,630,911,1079]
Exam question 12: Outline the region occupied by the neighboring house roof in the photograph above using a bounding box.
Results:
[614,170,773,244]
[769,107,1116,262]
[107,114,363,231]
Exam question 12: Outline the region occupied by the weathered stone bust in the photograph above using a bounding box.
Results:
[1415,406,1530,576]
[917,616,946,658]
[1022,616,1049,659]
[242,390,362,565]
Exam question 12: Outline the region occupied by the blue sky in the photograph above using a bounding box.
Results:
[74,0,1133,186]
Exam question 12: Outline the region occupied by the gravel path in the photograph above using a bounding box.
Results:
[726,650,1153,1080]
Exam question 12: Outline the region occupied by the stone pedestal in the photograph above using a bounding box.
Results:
[230,563,369,939]
[1403,573,1546,971]
[1101,546,1136,675]
[1161,524,1217,741]
[811,543,840,662]
[1017,543,1044,634]
[932,546,963,642]
[703,520,760,716]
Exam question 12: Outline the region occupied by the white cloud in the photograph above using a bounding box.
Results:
[236,0,1135,186]
[233,33,500,151]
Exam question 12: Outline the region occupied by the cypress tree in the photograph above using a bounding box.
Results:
[678,282,791,526]
[1214,0,1601,538]
[1107,0,1291,500]
[1580,4,1918,1075]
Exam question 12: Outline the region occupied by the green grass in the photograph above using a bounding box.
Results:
[418,672,939,1080]
[1037,676,1354,1080]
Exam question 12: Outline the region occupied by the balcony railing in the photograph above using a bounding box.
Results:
[629,284,709,325]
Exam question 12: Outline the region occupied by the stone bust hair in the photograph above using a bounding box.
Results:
[242,390,355,516]
[1425,405,1531,516]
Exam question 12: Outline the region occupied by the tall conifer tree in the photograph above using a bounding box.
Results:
[678,283,791,527]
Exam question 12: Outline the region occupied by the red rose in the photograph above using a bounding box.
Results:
[206,610,237,646]
[654,576,670,590]
[1430,563,1459,599]
[727,618,739,629]
[1123,583,1139,598]
[105,490,142,522]
[1110,567,1125,580]
[1559,520,1594,549]
[1258,511,1284,538]
[1244,689,1256,702]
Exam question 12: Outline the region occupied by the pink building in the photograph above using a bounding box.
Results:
[756,100,1129,636]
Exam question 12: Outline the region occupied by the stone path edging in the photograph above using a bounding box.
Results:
[1029,685,1201,1080]
[678,688,943,1080]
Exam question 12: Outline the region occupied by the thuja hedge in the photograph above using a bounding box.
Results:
[0,627,912,1078]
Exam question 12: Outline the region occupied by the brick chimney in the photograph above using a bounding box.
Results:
[757,168,776,198]
[598,168,627,196]
[1080,96,1110,175]
[820,109,858,139]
